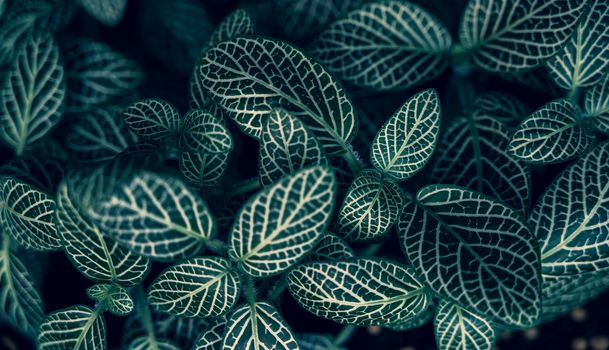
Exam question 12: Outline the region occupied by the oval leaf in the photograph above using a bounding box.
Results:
[75,0,127,26]
[179,150,230,189]
[86,283,133,316]
[192,317,226,350]
[123,98,181,143]
[434,300,496,350]
[474,93,528,129]
[179,109,232,153]
[304,232,354,263]
[584,73,609,134]
[38,305,106,350]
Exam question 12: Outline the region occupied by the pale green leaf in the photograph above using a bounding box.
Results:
[304,232,354,263]
[86,283,133,316]
[179,109,232,153]
[123,98,181,143]
[74,0,127,26]
[584,73,609,134]
[179,150,230,189]
[192,317,226,350]
[229,166,336,277]
[434,300,496,350]
[38,305,106,350]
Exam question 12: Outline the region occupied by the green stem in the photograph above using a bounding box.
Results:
[567,87,580,102]
[226,178,261,198]
[342,147,363,175]
[204,238,227,255]
[245,276,257,307]
[134,286,157,343]
[333,325,357,347]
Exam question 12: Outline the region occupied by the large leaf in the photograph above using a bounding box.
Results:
[337,169,403,241]
[259,109,328,187]
[288,258,430,327]
[546,0,609,91]
[459,0,587,72]
[199,36,357,155]
[123,98,181,143]
[74,0,127,26]
[370,89,441,180]
[312,1,452,91]
[179,150,230,189]
[398,185,541,328]
[0,32,65,155]
[86,283,133,316]
[434,300,496,350]
[148,257,241,318]
[584,73,609,134]
[38,305,106,350]
[222,302,299,350]
[509,99,594,163]
[89,171,216,262]
[432,114,530,215]
[179,109,232,153]
[192,317,226,350]
[0,177,61,251]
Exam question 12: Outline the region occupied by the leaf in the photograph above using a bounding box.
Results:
[541,270,609,320]
[64,39,143,112]
[584,73,609,134]
[56,177,150,285]
[288,258,430,327]
[123,98,181,143]
[304,232,354,262]
[179,109,233,153]
[434,300,496,350]
[0,32,65,155]
[0,177,61,251]
[337,169,403,241]
[86,283,134,316]
[384,306,435,331]
[65,106,138,163]
[312,1,452,91]
[474,93,528,129]
[148,257,241,318]
[179,150,230,189]
[370,89,441,181]
[274,0,357,40]
[546,0,609,91]
[0,235,45,336]
[222,302,299,350]
[74,0,127,26]
[89,171,216,262]
[296,334,346,350]
[0,154,64,193]
[192,317,226,350]
[531,142,609,276]
[38,305,106,350]
[199,36,357,155]
[229,165,336,277]
[398,185,542,328]
[459,0,587,72]
[128,337,181,350]
[509,99,594,163]
[431,114,531,215]
[259,109,328,187]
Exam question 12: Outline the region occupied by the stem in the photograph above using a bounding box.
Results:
[361,242,382,257]
[567,87,580,102]
[342,147,363,175]
[226,178,260,198]
[245,275,257,307]
[333,325,357,347]
[204,238,227,255]
[134,285,157,344]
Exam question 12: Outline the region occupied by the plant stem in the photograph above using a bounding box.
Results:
[333,325,357,347]
[342,147,363,175]
[205,238,227,255]
[245,275,257,307]
[226,178,260,198]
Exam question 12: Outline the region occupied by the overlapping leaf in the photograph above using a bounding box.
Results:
[86,283,133,316]
[474,93,528,129]
[274,0,357,40]
[74,0,127,26]
[179,150,230,189]
[304,232,354,262]
[127,337,181,350]
[434,300,496,350]
[199,36,357,155]
[459,0,587,72]
[398,185,541,328]
[313,1,452,91]
[0,154,64,193]
[38,305,106,350]
[584,74,609,134]
[179,109,232,153]
[297,334,346,350]
[229,166,336,277]
[123,99,181,143]
[192,317,226,350]
[288,258,430,326]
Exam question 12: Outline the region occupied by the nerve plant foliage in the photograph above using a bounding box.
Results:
[0,0,607,349]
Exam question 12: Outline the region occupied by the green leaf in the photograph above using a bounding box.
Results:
[296,334,346,350]
[123,98,181,143]
[459,0,587,72]
[531,142,609,275]
[434,300,496,350]
[288,258,430,327]
[199,36,357,155]
[179,109,232,153]
[304,232,354,263]
[0,32,65,155]
[229,165,336,277]
[384,306,435,331]
[86,283,133,316]
[432,114,531,215]
[398,185,542,328]
[274,0,357,40]
[0,235,45,336]
[0,154,64,193]
[192,317,226,350]
[89,171,216,262]
[56,176,150,285]
[337,169,403,241]
[474,93,528,129]
[584,73,609,134]
[128,337,180,350]
[222,302,299,350]
[312,1,452,91]
[179,150,230,189]
[148,257,241,318]
[509,99,594,163]
[546,0,609,91]
[74,0,127,26]
[0,177,61,251]
[259,109,328,187]
[38,305,106,350]
[370,89,441,181]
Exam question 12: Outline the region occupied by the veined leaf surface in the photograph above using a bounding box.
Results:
[179,109,232,153]
[337,169,403,241]
[398,185,541,328]
[123,98,181,143]
[296,334,346,350]
[148,257,241,317]
[74,0,127,26]
[304,232,354,262]
[434,300,496,350]
[222,302,299,350]
[584,74,609,134]
[274,0,356,40]
[288,258,430,327]
[312,1,452,91]
[0,154,64,193]
[128,337,180,350]
[474,93,528,129]
[38,305,106,350]
[229,166,336,277]
[459,0,586,72]
[86,283,133,316]
[199,36,357,155]
[370,89,441,180]
[192,317,226,350]
[179,150,230,189]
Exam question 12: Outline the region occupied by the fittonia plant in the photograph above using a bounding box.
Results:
[0,0,607,349]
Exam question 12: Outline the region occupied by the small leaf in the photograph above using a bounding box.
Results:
[86,283,133,316]
[128,337,180,350]
[229,166,336,277]
[222,302,299,350]
[192,317,226,350]
[74,0,127,26]
[434,300,496,350]
[123,98,181,143]
[38,305,106,350]
[179,150,230,189]
[259,109,328,187]
[474,93,528,129]
[274,0,357,40]
[584,74,609,134]
[288,258,430,327]
[297,334,346,350]
[305,232,354,263]
[179,109,232,153]
[312,1,452,91]
[337,169,403,241]
[509,99,594,163]
[370,89,441,181]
